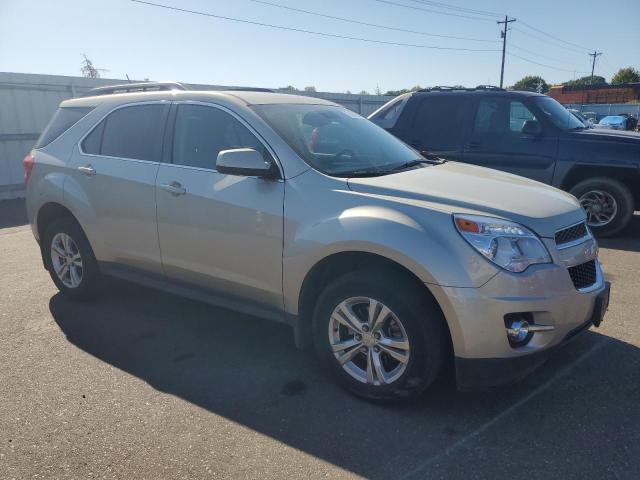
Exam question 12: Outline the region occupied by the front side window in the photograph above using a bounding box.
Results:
[253,104,421,176]
[532,96,584,130]
[172,104,269,170]
[473,98,537,134]
[81,104,167,161]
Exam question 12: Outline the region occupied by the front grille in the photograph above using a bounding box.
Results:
[568,260,597,290]
[555,222,588,246]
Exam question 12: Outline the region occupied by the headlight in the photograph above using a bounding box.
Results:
[453,214,551,273]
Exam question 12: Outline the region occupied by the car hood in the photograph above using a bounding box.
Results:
[569,127,640,143]
[347,162,584,238]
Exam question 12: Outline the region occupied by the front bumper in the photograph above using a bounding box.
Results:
[455,281,609,390]
[428,241,608,390]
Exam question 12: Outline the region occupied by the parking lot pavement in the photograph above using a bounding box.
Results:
[1,201,639,480]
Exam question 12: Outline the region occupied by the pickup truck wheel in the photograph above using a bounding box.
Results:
[570,177,634,237]
[313,269,447,401]
[43,217,99,300]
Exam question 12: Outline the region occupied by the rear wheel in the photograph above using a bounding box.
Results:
[313,269,447,401]
[43,217,99,300]
[570,177,634,237]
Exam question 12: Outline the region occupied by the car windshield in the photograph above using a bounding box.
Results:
[599,116,624,125]
[532,96,585,130]
[252,104,424,176]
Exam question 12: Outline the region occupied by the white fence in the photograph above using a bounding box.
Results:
[0,72,393,199]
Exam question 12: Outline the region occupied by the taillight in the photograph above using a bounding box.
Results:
[23,151,34,184]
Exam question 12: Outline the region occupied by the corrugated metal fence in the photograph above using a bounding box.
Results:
[0,72,393,199]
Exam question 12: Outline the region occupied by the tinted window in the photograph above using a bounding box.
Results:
[473,98,536,134]
[98,104,166,161]
[411,96,467,151]
[172,104,268,170]
[533,96,584,130]
[81,121,104,154]
[35,107,94,148]
[370,95,409,129]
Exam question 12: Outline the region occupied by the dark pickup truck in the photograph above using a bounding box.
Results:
[369,87,640,236]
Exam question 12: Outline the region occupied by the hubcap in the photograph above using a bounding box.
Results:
[579,190,617,227]
[50,233,83,288]
[328,297,410,386]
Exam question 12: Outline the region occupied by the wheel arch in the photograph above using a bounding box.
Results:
[561,165,639,205]
[294,251,453,352]
[36,202,90,270]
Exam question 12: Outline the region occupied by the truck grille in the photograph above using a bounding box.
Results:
[555,222,588,246]
[568,260,597,290]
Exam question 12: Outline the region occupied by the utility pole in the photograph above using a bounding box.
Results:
[497,15,516,88]
[588,50,602,85]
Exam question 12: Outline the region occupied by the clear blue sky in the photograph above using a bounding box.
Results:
[1,0,638,93]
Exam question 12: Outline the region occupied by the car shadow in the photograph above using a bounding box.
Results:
[0,198,28,229]
[48,279,640,479]
[598,212,640,253]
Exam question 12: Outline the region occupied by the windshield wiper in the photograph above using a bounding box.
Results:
[333,168,388,177]
[389,157,444,172]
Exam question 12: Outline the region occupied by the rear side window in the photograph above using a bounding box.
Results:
[35,107,94,148]
[410,96,468,151]
[81,104,167,161]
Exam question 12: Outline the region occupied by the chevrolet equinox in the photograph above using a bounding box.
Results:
[25,82,610,400]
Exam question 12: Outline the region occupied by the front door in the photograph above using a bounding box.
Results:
[463,97,558,183]
[155,103,284,311]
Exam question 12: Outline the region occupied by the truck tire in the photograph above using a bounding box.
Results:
[570,177,634,237]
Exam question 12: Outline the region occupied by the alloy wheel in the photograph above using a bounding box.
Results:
[50,232,84,288]
[328,297,410,386]
[579,190,618,227]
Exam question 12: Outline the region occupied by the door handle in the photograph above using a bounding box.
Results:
[160,181,187,196]
[465,141,481,150]
[77,165,96,176]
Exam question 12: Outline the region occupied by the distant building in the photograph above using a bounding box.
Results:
[548,83,640,104]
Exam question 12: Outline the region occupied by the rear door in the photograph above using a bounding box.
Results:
[155,102,284,312]
[463,97,558,183]
[404,95,471,162]
[67,102,169,274]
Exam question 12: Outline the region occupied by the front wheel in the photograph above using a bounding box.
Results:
[570,177,634,237]
[313,270,448,401]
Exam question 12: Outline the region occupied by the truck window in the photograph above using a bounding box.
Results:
[410,96,468,151]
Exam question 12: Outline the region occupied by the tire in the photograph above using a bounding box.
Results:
[313,269,448,401]
[569,177,634,237]
[42,217,100,300]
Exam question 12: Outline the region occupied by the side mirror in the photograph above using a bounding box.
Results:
[216,148,278,179]
[521,120,542,136]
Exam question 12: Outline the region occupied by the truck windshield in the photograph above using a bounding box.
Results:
[533,96,585,131]
[252,104,424,177]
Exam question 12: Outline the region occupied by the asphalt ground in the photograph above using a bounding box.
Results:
[1,199,639,479]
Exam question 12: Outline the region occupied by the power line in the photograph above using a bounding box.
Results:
[131,0,501,51]
[511,27,588,55]
[409,0,501,18]
[369,0,497,22]
[518,20,592,52]
[248,0,499,43]
[510,43,585,66]
[507,52,590,74]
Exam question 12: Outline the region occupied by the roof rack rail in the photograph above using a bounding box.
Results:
[417,85,505,93]
[85,81,187,96]
[224,87,275,93]
[474,85,505,91]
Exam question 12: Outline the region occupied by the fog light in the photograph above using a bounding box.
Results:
[506,319,530,342]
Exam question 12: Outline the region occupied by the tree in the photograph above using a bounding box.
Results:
[511,75,549,93]
[611,67,640,85]
[359,90,370,95]
[303,86,317,92]
[80,53,103,78]
[280,85,298,91]
[563,75,607,88]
